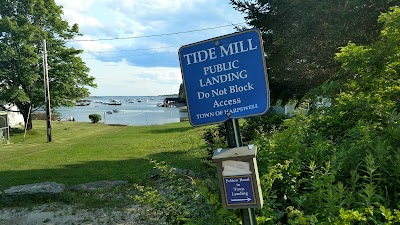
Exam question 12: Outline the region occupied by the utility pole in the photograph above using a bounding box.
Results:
[43,40,52,142]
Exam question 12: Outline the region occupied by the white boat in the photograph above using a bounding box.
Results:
[75,100,91,106]
[126,99,135,103]
[108,99,122,105]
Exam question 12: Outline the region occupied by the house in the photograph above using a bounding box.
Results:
[0,104,25,127]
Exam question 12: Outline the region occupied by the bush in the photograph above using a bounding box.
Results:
[251,8,400,223]
[133,160,240,224]
[241,111,289,144]
[202,124,227,160]
[201,112,288,161]
[88,114,101,123]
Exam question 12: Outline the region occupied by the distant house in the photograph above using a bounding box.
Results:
[270,96,331,117]
[158,97,186,107]
[270,101,298,117]
[0,104,25,127]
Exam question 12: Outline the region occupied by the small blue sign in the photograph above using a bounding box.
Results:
[179,29,270,126]
[223,175,256,206]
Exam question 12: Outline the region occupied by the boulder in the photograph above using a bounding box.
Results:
[69,180,128,192]
[4,182,65,196]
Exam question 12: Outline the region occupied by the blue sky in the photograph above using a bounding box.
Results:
[54,0,247,96]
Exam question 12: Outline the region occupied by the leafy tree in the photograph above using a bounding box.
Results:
[231,0,398,105]
[88,114,101,123]
[244,7,400,223]
[178,82,186,103]
[0,0,96,130]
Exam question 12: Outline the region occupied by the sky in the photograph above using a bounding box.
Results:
[54,0,247,96]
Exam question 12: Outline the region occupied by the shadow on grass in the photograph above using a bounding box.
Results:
[145,126,193,134]
[0,150,206,192]
[147,149,206,173]
[0,158,149,191]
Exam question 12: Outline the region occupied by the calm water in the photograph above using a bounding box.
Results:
[55,96,187,126]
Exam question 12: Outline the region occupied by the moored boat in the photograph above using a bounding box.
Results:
[75,100,91,106]
[108,99,122,105]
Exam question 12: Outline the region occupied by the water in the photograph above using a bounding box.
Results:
[55,96,188,126]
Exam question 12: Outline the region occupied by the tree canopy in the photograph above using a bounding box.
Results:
[241,7,400,223]
[0,0,96,130]
[231,0,399,105]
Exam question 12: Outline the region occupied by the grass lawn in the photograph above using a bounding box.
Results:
[0,120,209,191]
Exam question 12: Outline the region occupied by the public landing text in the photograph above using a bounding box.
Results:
[182,38,259,120]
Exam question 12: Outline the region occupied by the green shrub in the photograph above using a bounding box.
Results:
[241,111,289,144]
[201,112,288,161]
[196,8,400,224]
[88,114,101,123]
[133,160,240,224]
[202,124,227,160]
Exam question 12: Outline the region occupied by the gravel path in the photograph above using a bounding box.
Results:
[0,180,166,225]
[0,203,164,225]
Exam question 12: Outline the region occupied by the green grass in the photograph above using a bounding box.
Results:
[0,120,209,191]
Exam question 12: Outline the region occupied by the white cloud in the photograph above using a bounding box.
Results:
[56,0,95,12]
[56,0,104,30]
[74,36,115,53]
[54,0,246,96]
[105,0,207,16]
[116,18,148,37]
[86,59,182,96]
[64,11,103,29]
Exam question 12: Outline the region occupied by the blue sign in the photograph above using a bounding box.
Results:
[223,175,256,206]
[179,29,270,126]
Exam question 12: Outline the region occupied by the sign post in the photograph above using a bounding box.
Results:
[179,29,269,225]
[212,125,262,225]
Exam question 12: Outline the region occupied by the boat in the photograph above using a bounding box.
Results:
[106,111,113,114]
[75,100,91,106]
[108,99,122,105]
[126,98,135,103]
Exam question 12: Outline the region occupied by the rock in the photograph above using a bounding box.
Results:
[172,168,196,177]
[69,180,128,192]
[149,168,162,179]
[4,182,65,196]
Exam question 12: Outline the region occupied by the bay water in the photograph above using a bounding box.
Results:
[55,96,188,126]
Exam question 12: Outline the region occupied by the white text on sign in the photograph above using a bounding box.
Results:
[182,39,258,65]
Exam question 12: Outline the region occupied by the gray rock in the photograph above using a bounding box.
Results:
[69,180,128,192]
[4,182,65,196]
[172,168,196,177]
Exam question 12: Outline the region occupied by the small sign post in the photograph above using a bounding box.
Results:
[224,175,256,206]
[212,145,263,211]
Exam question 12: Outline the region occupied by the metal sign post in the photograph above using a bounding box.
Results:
[225,118,257,225]
[179,29,269,225]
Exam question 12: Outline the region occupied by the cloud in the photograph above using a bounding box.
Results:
[72,35,115,53]
[54,0,246,96]
[57,0,96,12]
[104,0,207,18]
[85,59,182,96]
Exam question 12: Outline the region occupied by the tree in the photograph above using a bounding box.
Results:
[249,7,400,223]
[231,0,398,105]
[178,82,186,103]
[89,114,101,123]
[0,0,96,130]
